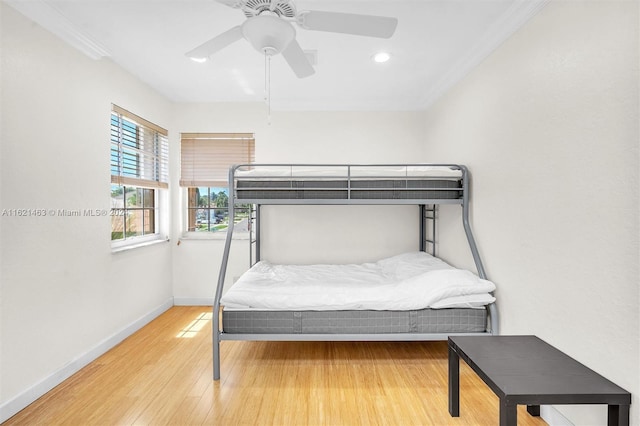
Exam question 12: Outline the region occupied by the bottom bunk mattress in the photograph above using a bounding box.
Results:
[220,252,496,335]
[222,308,487,334]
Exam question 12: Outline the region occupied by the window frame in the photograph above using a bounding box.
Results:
[110,185,158,240]
[110,105,169,249]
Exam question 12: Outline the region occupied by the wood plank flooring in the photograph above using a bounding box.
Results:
[4,306,547,425]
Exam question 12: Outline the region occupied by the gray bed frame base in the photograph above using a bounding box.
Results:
[213,164,498,380]
[220,332,489,342]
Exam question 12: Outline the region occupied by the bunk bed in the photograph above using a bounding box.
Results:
[213,164,498,380]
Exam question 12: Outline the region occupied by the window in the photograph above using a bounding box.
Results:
[186,187,251,233]
[110,186,156,239]
[111,105,168,243]
[180,133,254,234]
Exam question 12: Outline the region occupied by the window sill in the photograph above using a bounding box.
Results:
[179,232,250,241]
[111,237,170,253]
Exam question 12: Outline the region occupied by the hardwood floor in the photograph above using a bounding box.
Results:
[5,307,547,425]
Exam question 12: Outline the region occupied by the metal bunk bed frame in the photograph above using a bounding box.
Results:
[213,163,498,380]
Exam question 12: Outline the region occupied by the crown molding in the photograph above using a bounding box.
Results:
[3,0,111,59]
[418,0,551,110]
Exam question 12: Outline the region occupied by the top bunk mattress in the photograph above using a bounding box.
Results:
[220,252,495,312]
[235,165,463,179]
[232,164,465,202]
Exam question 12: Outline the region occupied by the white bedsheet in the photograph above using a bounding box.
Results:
[221,252,495,311]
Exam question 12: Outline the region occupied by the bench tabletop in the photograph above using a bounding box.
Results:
[449,335,631,405]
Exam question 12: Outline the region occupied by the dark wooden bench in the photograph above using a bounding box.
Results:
[448,335,631,426]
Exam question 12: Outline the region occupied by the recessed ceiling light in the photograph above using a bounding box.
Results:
[190,57,208,63]
[372,52,391,63]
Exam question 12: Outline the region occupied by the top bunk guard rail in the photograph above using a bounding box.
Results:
[213,163,498,380]
[230,163,466,205]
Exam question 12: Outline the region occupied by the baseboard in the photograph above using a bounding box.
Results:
[0,298,174,423]
[173,297,214,306]
[541,405,574,426]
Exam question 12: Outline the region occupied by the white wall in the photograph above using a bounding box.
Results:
[259,111,428,264]
[0,4,174,420]
[3,1,639,425]
[171,104,427,301]
[421,1,639,425]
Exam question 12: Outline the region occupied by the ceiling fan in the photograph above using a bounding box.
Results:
[186,0,398,78]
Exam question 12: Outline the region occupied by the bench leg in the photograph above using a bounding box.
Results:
[608,404,630,426]
[499,399,517,426]
[527,405,540,416]
[448,344,460,417]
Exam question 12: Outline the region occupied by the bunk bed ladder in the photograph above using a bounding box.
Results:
[249,204,260,266]
[420,204,437,256]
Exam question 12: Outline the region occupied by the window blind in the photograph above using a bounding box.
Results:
[180,133,255,187]
[111,105,169,189]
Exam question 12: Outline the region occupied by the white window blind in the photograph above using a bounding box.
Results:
[111,105,169,189]
[180,133,255,187]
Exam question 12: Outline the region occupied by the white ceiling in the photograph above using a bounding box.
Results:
[5,0,548,111]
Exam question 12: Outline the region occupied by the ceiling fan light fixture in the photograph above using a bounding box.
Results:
[187,1,398,79]
[190,57,208,63]
[242,14,295,55]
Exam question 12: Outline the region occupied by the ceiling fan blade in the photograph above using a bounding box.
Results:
[299,11,397,39]
[215,0,244,8]
[281,40,315,78]
[186,26,243,60]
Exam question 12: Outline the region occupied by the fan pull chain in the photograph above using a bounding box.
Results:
[264,50,271,125]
